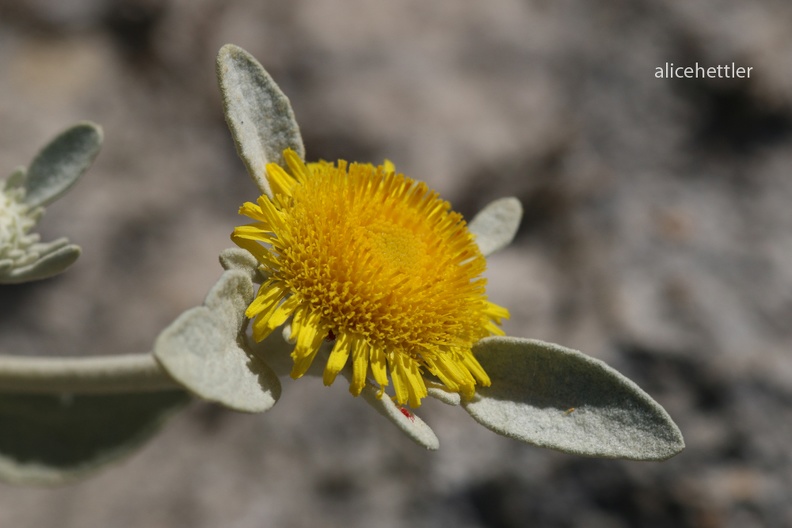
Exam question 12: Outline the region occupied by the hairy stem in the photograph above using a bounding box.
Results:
[0,353,179,394]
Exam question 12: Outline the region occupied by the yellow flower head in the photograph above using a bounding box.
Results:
[232,149,509,407]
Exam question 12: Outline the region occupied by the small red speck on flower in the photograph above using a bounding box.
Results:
[399,407,415,422]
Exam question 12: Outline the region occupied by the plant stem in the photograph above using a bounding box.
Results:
[0,353,179,394]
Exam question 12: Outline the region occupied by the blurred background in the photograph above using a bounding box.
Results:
[2,0,792,526]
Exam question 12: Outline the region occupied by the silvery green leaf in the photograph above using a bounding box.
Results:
[216,44,305,196]
[24,122,103,208]
[29,236,72,256]
[154,270,281,413]
[0,389,189,486]
[0,243,81,284]
[463,337,684,461]
[203,269,252,327]
[359,385,440,450]
[427,382,461,406]
[469,197,523,256]
[219,247,262,283]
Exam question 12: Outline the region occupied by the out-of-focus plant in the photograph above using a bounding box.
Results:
[0,123,101,284]
[0,45,683,486]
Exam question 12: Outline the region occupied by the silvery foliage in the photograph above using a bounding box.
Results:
[0,123,102,284]
[0,44,683,487]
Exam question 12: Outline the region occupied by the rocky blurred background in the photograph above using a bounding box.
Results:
[2,0,792,526]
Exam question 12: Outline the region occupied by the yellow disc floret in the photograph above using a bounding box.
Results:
[232,149,509,407]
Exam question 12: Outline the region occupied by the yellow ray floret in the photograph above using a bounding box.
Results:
[232,148,509,407]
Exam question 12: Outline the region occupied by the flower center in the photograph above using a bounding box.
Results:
[366,222,425,272]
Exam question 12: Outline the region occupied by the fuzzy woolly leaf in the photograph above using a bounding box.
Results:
[469,197,523,257]
[217,44,305,196]
[0,390,189,485]
[219,247,262,283]
[360,385,440,450]
[463,337,684,460]
[0,242,80,284]
[24,122,102,208]
[154,270,281,413]
[427,382,462,406]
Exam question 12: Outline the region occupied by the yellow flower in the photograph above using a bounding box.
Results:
[232,149,509,408]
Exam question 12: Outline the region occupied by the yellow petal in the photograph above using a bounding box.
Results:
[323,332,352,385]
[390,356,409,406]
[229,234,268,261]
[251,294,300,342]
[233,224,276,246]
[461,349,491,387]
[402,357,428,408]
[238,201,269,223]
[283,148,313,184]
[349,338,369,396]
[423,356,460,393]
[290,311,326,379]
[369,343,389,395]
[245,280,286,319]
[266,163,297,198]
[485,301,511,324]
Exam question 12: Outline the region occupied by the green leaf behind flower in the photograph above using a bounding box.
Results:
[463,337,685,461]
[216,44,305,196]
[468,197,523,257]
[0,390,189,485]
